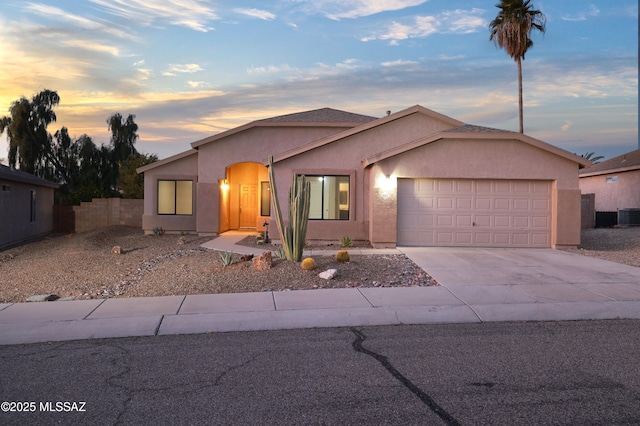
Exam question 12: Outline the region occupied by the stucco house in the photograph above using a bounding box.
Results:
[137,105,590,248]
[579,149,640,222]
[0,164,59,250]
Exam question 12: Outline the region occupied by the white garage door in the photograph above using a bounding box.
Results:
[397,179,551,247]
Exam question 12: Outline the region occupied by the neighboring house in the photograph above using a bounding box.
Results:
[137,105,590,248]
[0,164,59,250]
[579,149,640,213]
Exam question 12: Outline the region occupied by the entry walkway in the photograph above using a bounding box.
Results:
[1,237,639,345]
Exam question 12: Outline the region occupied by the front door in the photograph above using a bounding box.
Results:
[239,184,257,228]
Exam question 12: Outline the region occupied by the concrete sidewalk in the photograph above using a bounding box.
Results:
[1,235,639,346]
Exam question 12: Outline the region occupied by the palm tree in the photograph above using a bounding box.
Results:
[489,0,546,133]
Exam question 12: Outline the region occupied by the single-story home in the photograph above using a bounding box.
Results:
[579,148,640,212]
[137,105,590,248]
[0,164,59,250]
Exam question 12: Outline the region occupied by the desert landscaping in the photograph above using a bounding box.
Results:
[1,225,638,304]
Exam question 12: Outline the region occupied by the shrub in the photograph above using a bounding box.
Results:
[339,236,353,247]
[274,247,286,259]
[152,227,164,236]
[336,250,350,263]
[219,250,233,267]
[301,257,317,271]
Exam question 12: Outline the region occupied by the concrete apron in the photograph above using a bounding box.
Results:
[399,247,640,323]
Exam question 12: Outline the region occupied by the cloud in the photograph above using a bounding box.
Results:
[246,64,298,75]
[24,2,134,40]
[187,81,211,88]
[234,8,276,20]
[381,59,419,67]
[560,121,573,132]
[562,5,600,22]
[167,64,204,73]
[89,0,218,32]
[362,8,487,43]
[297,0,428,20]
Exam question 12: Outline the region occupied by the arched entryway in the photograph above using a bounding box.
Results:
[219,162,270,232]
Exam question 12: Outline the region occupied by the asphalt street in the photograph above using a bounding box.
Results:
[1,320,639,425]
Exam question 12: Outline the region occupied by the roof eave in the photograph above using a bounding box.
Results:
[580,164,640,177]
[136,149,198,174]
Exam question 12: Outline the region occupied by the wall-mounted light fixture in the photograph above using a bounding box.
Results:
[220,179,229,191]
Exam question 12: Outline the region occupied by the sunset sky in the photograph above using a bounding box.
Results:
[0,0,637,163]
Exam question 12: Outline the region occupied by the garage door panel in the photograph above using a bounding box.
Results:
[456,198,472,209]
[455,232,473,244]
[475,215,491,227]
[494,198,511,210]
[494,216,510,227]
[456,215,472,226]
[513,199,530,210]
[397,178,551,247]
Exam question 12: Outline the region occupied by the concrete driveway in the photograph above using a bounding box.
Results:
[400,247,640,321]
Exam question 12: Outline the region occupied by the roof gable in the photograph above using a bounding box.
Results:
[258,107,377,123]
[271,105,464,164]
[136,149,197,174]
[191,107,376,149]
[362,125,591,168]
[579,149,640,177]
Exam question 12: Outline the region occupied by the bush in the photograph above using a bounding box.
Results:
[336,250,350,263]
[219,251,233,267]
[301,257,317,271]
[339,236,353,247]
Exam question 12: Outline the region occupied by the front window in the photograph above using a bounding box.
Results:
[306,175,349,220]
[158,180,193,215]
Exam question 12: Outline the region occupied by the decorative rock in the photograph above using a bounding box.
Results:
[253,251,272,270]
[177,236,187,245]
[111,246,122,254]
[318,269,338,280]
[26,294,50,302]
[26,294,60,302]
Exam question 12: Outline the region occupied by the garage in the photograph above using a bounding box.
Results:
[397,178,552,247]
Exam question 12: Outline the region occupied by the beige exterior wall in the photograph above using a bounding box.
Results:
[141,152,198,234]
[140,108,584,247]
[579,170,640,211]
[74,198,143,233]
[271,112,458,244]
[368,138,582,248]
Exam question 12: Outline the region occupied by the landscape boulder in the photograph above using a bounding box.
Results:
[318,269,338,280]
[253,251,272,270]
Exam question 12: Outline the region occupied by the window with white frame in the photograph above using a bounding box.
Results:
[158,180,193,215]
[305,175,350,220]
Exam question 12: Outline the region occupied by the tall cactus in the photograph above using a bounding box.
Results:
[268,156,311,262]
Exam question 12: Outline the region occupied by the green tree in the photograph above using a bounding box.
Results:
[489,0,546,133]
[106,113,139,191]
[118,152,158,198]
[0,89,61,176]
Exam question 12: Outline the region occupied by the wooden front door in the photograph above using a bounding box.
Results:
[239,184,257,228]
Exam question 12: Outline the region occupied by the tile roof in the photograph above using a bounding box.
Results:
[579,149,640,175]
[0,164,59,188]
[259,107,378,123]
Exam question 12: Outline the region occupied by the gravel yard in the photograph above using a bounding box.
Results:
[2,226,638,304]
[0,226,434,303]
[559,226,640,267]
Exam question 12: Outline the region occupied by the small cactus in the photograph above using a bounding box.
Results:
[336,250,350,263]
[301,257,317,271]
